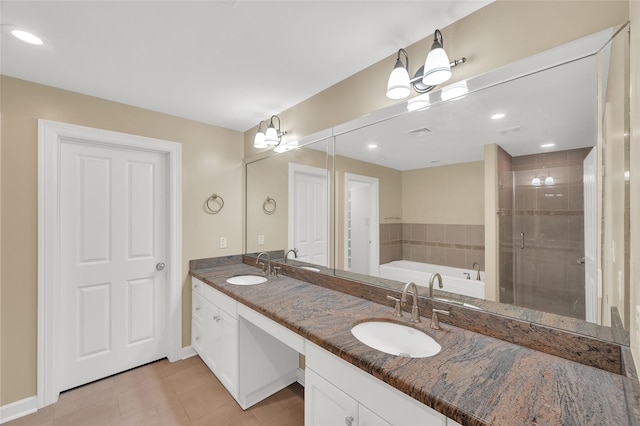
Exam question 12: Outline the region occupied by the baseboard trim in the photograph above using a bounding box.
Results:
[0,396,38,424]
[181,345,197,360]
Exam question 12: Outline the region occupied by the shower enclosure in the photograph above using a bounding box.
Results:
[498,148,594,321]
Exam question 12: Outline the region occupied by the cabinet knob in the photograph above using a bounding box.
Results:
[213,315,221,323]
[345,415,354,426]
[195,336,200,341]
[195,307,201,312]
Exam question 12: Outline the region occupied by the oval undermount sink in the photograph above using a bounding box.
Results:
[351,321,441,358]
[226,275,267,285]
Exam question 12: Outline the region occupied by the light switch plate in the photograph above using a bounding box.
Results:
[258,235,265,245]
[220,237,227,249]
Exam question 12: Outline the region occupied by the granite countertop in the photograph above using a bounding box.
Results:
[190,260,640,426]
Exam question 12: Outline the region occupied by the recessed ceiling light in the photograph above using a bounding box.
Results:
[540,143,555,148]
[3,25,44,45]
[367,144,378,149]
[491,113,505,120]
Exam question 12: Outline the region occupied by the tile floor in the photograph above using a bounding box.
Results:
[6,356,304,426]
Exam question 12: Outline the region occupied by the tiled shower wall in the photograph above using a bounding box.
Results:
[379,223,484,270]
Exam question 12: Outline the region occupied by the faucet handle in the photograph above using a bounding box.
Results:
[431,309,450,330]
[386,295,403,317]
[272,266,281,277]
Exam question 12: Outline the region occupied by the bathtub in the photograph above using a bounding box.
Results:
[378,260,485,299]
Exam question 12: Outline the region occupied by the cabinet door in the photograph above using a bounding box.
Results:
[359,405,392,426]
[204,304,221,373]
[305,368,358,426]
[218,308,238,397]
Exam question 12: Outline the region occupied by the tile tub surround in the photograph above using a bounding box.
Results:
[190,259,640,425]
[380,223,485,270]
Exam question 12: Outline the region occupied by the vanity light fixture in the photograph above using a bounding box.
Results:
[544,175,555,185]
[407,94,430,111]
[273,140,299,153]
[531,176,542,186]
[253,115,287,149]
[386,29,466,100]
[264,115,284,146]
[422,29,452,86]
[253,121,267,149]
[441,80,468,101]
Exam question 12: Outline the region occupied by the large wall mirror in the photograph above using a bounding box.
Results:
[244,23,630,345]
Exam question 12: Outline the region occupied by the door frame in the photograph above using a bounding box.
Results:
[343,173,379,276]
[37,120,182,408]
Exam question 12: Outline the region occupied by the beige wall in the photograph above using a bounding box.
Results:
[0,76,244,405]
[401,162,484,225]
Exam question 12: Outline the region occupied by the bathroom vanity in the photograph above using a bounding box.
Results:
[190,255,639,425]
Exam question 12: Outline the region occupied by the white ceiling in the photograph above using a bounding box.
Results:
[0,0,491,132]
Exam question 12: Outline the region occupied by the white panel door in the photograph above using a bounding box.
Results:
[58,140,167,391]
[288,164,328,266]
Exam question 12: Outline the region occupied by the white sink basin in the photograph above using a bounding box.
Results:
[351,321,441,358]
[226,275,267,285]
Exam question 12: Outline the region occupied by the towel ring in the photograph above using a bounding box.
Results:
[263,197,277,215]
[205,194,224,214]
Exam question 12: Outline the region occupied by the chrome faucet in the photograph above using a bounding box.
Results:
[256,252,271,276]
[472,261,481,281]
[428,273,443,298]
[401,282,420,323]
[285,248,298,263]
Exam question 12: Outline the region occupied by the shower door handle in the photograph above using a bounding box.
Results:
[520,232,525,249]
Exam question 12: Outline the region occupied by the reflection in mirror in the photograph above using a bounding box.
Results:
[245,135,334,267]
[243,24,629,345]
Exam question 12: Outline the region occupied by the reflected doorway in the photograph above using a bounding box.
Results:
[344,173,379,275]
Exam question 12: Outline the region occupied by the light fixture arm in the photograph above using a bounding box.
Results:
[432,29,444,50]
[397,48,409,74]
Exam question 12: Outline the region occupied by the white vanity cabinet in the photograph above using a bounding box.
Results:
[305,342,448,426]
[191,277,238,398]
[305,368,392,426]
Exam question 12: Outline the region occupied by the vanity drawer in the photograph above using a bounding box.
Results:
[192,277,205,296]
[203,282,237,318]
[192,292,205,323]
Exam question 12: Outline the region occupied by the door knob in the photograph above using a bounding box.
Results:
[156,262,166,270]
[577,257,585,265]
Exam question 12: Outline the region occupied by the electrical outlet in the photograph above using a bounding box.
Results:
[220,237,227,249]
[258,235,265,245]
